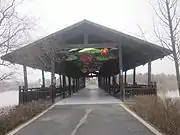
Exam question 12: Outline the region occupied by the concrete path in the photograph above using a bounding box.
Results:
[13,85,154,135]
[55,84,121,105]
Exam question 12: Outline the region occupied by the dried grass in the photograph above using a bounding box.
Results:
[0,100,51,135]
[130,96,180,135]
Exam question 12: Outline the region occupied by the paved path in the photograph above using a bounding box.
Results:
[14,85,154,135]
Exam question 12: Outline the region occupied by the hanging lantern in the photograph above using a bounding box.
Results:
[101,48,109,56]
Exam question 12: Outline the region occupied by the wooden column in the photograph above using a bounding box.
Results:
[23,65,28,91]
[76,78,78,91]
[59,74,62,87]
[68,77,71,96]
[108,76,111,93]
[42,70,45,87]
[105,77,107,91]
[133,67,136,85]
[118,45,124,102]
[112,76,116,96]
[73,78,75,93]
[148,61,151,85]
[62,75,66,98]
[50,60,55,103]
[124,71,127,85]
[51,60,55,86]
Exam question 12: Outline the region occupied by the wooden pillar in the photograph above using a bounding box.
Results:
[23,65,28,91]
[105,77,107,91]
[73,78,75,93]
[62,75,66,98]
[42,70,45,87]
[148,61,151,85]
[104,77,106,90]
[59,74,62,87]
[68,77,71,96]
[50,60,55,103]
[124,71,127,85]
[118,45,124,102]
[76,78,78,91]
[84,77,86,87]
[108,76,111,93]
[112,76,116,96]
[51,60,55,86]
[133,67,136,85]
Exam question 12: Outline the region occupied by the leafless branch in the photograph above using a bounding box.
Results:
[151,0,180,92]
[0,0,34,82]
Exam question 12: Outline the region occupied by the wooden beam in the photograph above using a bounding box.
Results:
[23,65,28,91]
[60,43,117,48]
[148,61,151,85]
[118,45,124,102]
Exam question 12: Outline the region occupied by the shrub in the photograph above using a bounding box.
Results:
[129,96,180,135]
[0,100,51,135]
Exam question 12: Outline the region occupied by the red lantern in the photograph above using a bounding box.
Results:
[101,48,109,56]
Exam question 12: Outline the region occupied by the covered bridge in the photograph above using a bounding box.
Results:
[1,20,171,103]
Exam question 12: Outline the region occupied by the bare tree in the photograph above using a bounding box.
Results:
[151,0,180,94]
[0,0,33,81]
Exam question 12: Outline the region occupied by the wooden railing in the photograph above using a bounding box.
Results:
[19,80,86,104]
[99,80,157,98]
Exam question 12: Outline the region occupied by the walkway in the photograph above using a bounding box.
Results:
[13,85,154,135]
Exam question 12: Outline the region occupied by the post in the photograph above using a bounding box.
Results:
[108,76,111,93]
[23,65,28,91]
[148,61,151,85]
[51,60,55,86]
[133,67,136,85]
[50,60,55,103]
[112,76,116,96]
[73,78,75,93]
[19,86,22,104]
[68,77,71,96]
[124,71,127,85]
[42,70,45,87]
[118,45,124,102]
[62,75,66,98]
[59,74,62,87]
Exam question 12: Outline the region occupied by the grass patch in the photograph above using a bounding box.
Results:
[129,96,180,135]
[0,100,52,135]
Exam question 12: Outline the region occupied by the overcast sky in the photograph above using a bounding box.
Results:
[14,0,176,82]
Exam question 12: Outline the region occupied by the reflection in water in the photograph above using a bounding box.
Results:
[0,91,18,107]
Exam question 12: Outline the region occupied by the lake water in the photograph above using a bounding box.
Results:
[0,89,179,108]
[0,91,19,107]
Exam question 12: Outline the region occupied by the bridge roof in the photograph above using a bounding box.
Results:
[1,20,171,77]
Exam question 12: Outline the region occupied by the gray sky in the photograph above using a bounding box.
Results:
[14,0,175,82]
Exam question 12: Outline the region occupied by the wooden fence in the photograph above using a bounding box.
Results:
[19,80,85,104]
[99,78,157,98]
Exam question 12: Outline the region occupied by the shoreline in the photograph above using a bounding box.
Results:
[0,90,18,93]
